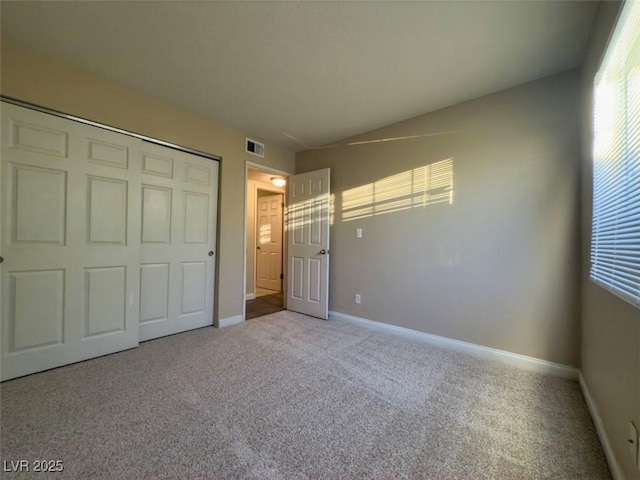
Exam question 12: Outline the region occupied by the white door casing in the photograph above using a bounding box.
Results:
[1,103,142,381]
[256,193,283,292]
[0,102,219,380]
[138,143,218,341]
[286,168,330,319]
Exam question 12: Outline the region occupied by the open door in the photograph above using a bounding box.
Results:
[286,168,330,319]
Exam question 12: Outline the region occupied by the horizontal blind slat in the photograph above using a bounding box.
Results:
[590,0,640,308]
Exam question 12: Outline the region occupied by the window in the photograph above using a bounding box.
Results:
[591,0,640,307]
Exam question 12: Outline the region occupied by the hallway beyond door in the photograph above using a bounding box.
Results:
[246,291,284,319]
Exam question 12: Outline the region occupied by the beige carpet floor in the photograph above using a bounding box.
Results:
[0,311,610,479]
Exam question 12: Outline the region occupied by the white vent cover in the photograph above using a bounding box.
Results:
[245,138,265,158]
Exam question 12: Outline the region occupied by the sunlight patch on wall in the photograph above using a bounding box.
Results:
[342,158,454,222]
[330,193,335,226]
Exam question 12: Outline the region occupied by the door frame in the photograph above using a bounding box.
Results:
[254,188,284,295]
[243,161,292,322]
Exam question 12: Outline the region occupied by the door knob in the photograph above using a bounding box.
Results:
[256,246,261,250]
[319,249,328,255]
[208,251,214,257]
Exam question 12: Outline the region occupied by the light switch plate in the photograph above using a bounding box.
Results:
[356,228,363,239]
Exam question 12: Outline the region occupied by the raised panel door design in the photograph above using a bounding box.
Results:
[87,139,129,169]
[142,185,172,243]
[257,248,268,282]
[181,262,206,315]
[9,270,64,352]
[310,178,323,194]
[256,207,269,285]
[292,203,305,245]
[185,163,210,185]
[269,253,279,281]
[308,258,321,303]
[84,267,126,337]
[1,102,141,381]
[293,181,305,198]
[258,213,269,244]
[310,201,323,245]
[12,164,67,244]
[140,264,169,323]
[87,176,127,244]
[142,153,173,178]
[270,213,280,241]
[139,147,218,342]
[286,169,330,319]
[11,121,68,158]
[183,192,208,244]
[292,257,304,300]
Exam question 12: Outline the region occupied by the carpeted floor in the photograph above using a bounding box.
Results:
[0,311,610,479]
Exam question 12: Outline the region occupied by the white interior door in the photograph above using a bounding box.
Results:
[1,103,141,381]
[138,143,218,342]
[256,193,283,292]
[286,168,330,319]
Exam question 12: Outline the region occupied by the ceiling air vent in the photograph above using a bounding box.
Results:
[245,138,265,158]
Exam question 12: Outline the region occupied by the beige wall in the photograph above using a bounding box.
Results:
[246,179,285,297]
[297,69,582,365]
[581,2,640,479]
[0,43,296,324]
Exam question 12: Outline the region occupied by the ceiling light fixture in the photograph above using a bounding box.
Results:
[271,177,286,187]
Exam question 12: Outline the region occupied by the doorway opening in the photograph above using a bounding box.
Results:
[245,166,287,320]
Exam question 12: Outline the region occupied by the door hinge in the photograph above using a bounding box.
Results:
[280,273,284,279]
[281,202,284,208]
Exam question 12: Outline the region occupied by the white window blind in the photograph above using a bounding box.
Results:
[591,0,640,307]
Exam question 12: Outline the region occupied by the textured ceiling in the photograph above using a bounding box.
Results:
[1,1,598,151]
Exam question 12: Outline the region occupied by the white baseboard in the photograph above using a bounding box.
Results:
[246,293,256,301]
[218,314,244,328]
[578,373,625,480]
[329,311,578,380]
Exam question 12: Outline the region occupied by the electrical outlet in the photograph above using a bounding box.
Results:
[356,228,363,239]
[355,294,361,304]
[630,422,640,470]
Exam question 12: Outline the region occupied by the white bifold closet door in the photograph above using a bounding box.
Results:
[138,143,218,341]
[0,102,218,381]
